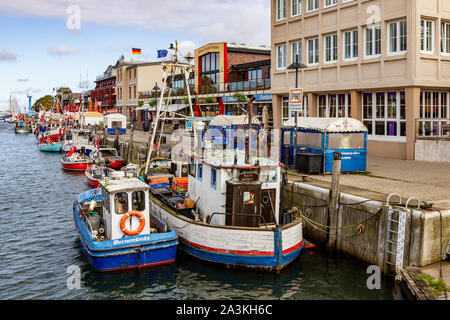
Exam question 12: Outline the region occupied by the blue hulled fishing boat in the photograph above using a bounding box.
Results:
[73,166,178,272]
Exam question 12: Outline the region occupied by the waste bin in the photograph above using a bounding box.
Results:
[295,153,323,174]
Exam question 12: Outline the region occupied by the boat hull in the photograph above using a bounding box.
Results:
[61,160,93,172]
[15,128,30,134]
[84,170,99,187]
[39,143,63,152]
[73,189,178,272]
[150,196,303,272]
[108,160,124,169]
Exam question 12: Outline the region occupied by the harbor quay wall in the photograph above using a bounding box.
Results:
[284,182,450,272]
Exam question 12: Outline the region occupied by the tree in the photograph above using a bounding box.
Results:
[33,95,54,111]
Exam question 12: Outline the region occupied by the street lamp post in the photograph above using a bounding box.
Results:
[287,55,307,170]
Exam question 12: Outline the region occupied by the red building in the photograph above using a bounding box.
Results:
[91,65,116,113]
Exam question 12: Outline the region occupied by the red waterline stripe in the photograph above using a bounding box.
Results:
[181,237,303,257]
[99,259,175,272]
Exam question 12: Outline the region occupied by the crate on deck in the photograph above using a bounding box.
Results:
[172,177,188,195]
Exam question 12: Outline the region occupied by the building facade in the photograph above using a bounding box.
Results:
[92,65,116,114]
[271,0,450,160]
[189,42,273,120]
[115,57,165,121]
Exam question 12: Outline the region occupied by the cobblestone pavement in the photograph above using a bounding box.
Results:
[289,156,450,208]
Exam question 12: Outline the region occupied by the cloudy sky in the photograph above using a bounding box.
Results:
[0,0,270,111]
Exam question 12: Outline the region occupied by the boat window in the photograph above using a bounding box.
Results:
[211,167,217,189]
[114,192,129,214]
[189,157,196,177]
[103,189,110,213]
[132,191,146,211]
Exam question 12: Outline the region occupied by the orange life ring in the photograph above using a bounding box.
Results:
[120,211,145,236]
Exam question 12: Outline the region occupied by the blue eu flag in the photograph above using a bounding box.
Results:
[157,50,168,58]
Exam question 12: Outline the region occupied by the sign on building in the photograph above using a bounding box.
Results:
[289,88,303,112]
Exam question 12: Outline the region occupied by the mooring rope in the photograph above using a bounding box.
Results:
[298,208,383,238]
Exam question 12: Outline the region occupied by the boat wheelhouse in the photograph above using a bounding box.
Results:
[73,168,178,272]
[62,129,96,155]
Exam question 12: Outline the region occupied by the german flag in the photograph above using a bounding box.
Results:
[132,48,141,55]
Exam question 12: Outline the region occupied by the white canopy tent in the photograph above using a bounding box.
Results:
[282,117,367,133]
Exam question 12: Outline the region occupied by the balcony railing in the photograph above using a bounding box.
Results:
[138,78,271,100]
[416,118,450,139]
[198,78,271,95]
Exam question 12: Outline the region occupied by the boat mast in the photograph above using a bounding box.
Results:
[144,41,196,175]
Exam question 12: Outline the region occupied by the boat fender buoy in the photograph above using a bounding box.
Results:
[120,211,145,236]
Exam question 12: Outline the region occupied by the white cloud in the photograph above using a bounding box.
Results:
[0,50,17,61]
[0,0,271,47]
[17,78,29,82]
[48,45,80,56]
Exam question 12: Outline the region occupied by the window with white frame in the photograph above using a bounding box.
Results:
[307,0,319,12]
[324,33,338,63]
[291,40,302,64]
[324,0,337,8]
[421,19,434,54]
[277,44,287,69]
[441,22,450,55]
[362,92,406,139]
[420,91,449,119]
[292,0,302,17]
[365,25,381,58]
[276,0,286,21]
[388,20,407,55]
[343,29,358,60]
[318,94,351,118]
[307,37,319,65]
[418,91,449,137]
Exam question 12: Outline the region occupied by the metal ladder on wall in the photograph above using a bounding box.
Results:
[384,194,420,274]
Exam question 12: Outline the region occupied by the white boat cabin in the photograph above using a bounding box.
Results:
[186,149,282,228]
[100,171,153,240]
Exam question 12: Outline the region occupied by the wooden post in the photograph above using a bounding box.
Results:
[327,152,341,254]
[246,96,256,164]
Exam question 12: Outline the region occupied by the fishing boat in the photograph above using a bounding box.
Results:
[141,43,303,272]
[85,164,118,188]
[61,147,94,172]
[62,129,96,155]
[73,167,178,272]
[14,122,31,134]
[38,125,64,152]
[148,142,303,272]
[90,148,124,169]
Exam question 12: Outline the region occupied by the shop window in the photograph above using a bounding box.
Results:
[362,92,406,139]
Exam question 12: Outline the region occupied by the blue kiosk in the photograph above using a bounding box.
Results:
[205,115,261,150]
[281,117,368,173]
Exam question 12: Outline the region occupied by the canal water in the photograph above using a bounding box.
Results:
[0,123,403,300]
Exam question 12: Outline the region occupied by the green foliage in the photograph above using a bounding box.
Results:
[233,93,247,102]
[149,100,156,107]
[138,100,144,107]
[56,87,72,95]
[417,273,449,296]
[33,95,54,111]
[205,97,215,104]
[182,97,190,105]
[164,99,172,105]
